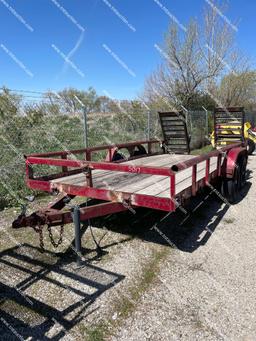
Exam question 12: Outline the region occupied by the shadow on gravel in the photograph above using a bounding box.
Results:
[0,243,124,340]
[93,177,252,254]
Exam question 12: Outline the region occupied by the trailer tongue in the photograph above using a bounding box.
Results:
[12,110,248,262]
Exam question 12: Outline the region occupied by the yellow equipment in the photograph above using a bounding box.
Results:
[211,107,256,155]
[211,121,256,154]
[244,122,256,154]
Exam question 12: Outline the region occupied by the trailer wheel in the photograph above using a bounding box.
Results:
[238,155,247,189]
[222,155,247,203]
[130,144,147,157]
[246,138,255,155]
[222,177,239,204]
[112,152,126,161]
[227,179,239,203]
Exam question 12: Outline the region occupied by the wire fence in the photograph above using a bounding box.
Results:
[245,111,256,127]
[186,110,211,149]
[83,110,211,150]
[1,87,255,209]
[0,106,210,208]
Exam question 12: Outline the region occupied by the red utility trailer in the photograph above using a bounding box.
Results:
[12,110,248,263]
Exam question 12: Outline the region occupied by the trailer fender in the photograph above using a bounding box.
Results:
[106,147,127,162]
[105,144,147,162]
[224,147,247,179]
[105,147,119,162]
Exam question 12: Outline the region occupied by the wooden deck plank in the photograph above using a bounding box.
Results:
[72,154,195,190]
[52,154,194,187]
[52,154,192,185]
[50,154,220,198]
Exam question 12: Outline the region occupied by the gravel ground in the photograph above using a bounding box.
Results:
[0,154,256,340]
[112,154,256,341]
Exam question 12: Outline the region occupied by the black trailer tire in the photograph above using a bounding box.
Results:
[221,179,238,204]
[246,139,255,155]
[227,179,238,204]
[238,155,247,189]
[111,152,125,161]
[131,144,147,157]
[222,155,247,203]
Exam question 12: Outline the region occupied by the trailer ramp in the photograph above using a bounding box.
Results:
[159,111,190,154]
[214,107,245,147]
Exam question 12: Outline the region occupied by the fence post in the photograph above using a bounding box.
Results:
[202,106,208,136]
[147,110,151,140]
[83,107,88,148]
[181,106,192,132]
[74,95,88,148]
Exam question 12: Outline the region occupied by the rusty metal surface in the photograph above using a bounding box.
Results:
[12,201,128,229]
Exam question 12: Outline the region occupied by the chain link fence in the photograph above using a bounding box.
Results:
[1,91,255,210]
[0,105,160,208]
[0,105,211,208]
[245,111,256,127]
[186,110,211,149]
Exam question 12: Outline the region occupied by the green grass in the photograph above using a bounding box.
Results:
[83,249,169,340]
[191,144,214,155]
[85,324,107,341]
[113,249,168,320]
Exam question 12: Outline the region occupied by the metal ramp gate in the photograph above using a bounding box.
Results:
[159,111,190,154]
[214,107,245,147]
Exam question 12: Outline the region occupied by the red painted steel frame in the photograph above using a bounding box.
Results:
[13,201,129,228]
[28,140,160,161]
[25,140,245,213]
[225,147,247,178]
[170,142,243,172]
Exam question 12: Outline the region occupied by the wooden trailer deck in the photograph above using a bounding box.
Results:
[14,140,245,230]
[51,154,220,198]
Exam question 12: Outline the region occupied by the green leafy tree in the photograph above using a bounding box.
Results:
[218,71,256,109]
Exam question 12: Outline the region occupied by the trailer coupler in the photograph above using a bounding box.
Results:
[12,200,130,262]
[12,201,129,229]
[12,211,46,229]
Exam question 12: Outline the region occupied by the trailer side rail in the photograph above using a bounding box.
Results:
[25,141,244,212]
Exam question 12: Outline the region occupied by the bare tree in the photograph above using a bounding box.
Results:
[144,1,247,109]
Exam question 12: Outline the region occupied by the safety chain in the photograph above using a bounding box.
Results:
[47,224,64,248]
[32,224,45,251]
[32,223,64,250]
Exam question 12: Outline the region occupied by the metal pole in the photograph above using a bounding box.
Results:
[147,110,151,140]
[83,107,88,148]
[74,95,88,148]
[72,205,82,266]
[181,105,192,132]
[202,106,208,136]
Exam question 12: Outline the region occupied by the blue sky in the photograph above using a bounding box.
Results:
[0,0,255,99]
